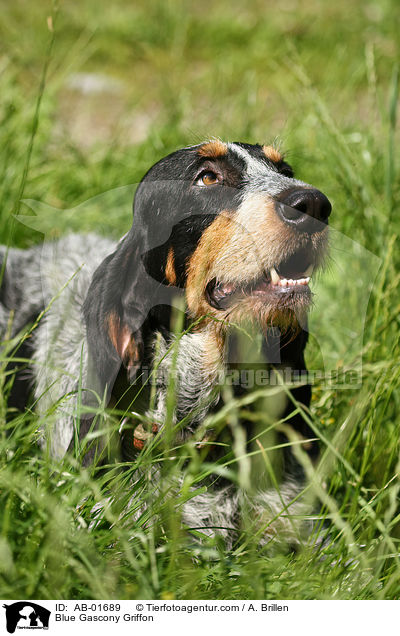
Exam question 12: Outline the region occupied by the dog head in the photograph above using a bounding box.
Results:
[84,140,331,391]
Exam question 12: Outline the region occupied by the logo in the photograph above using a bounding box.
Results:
[2,603,50,634]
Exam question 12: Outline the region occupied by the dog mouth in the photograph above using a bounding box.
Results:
[205,247,315,311]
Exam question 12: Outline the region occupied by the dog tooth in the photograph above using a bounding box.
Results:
[280,278,288,286]
[270,267,280,285]
[304,265,314,277]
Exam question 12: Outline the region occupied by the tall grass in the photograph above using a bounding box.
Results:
[0,0,399,599]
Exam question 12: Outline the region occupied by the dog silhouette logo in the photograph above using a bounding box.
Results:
[2,603,50,634]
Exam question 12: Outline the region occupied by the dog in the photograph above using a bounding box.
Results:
[0,140,331,545]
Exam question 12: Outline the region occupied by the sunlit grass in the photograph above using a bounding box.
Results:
[0,0,399,600]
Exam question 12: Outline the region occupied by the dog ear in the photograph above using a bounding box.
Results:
[83,167,193,400]
[83,231,150,398]
[83,225,181,401]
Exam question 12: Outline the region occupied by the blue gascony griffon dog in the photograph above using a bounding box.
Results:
[0,140,331,545]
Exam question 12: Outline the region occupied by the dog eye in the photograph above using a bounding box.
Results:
[196,171,221,186]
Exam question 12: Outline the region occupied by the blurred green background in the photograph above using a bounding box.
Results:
[0,0,400,600]
[0,0,398,241]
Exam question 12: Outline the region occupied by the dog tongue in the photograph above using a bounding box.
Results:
[213,281,236,302]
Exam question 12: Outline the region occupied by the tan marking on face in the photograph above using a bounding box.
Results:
[197,139,228,158]
[165,246,177,285]
[224,294,303,333]
[186,212,234,317]
[219,193,328,281]
[262,145,283,163]
[207,194,294,285]
[186,192,328,328]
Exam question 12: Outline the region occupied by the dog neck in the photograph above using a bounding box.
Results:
[145,319,307,428]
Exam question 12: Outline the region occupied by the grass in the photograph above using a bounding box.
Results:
[0,0,399,599]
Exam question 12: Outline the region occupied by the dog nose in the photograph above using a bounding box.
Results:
[275,188,331,233]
